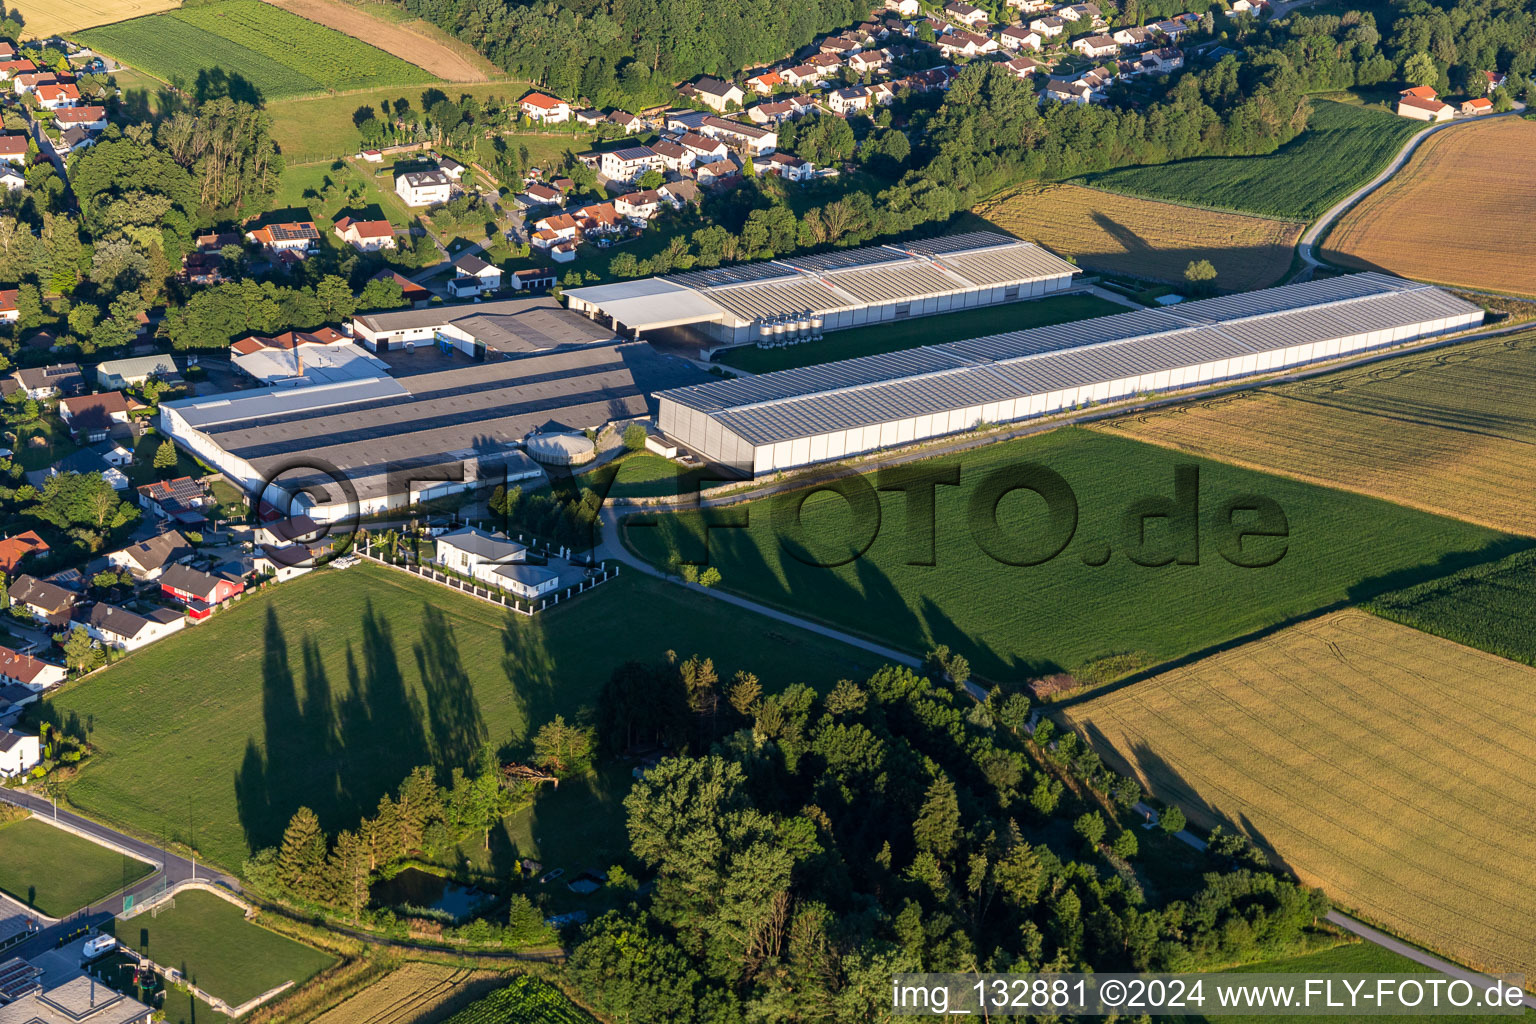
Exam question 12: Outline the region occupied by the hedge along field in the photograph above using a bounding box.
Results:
[75,0,435,100]
[626,428,1511,682]
[1082,101,1421,220]
[1096,330,1536,537]
[1060,609,1536,979]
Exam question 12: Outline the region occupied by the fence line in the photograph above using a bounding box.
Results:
[358,543,617,615]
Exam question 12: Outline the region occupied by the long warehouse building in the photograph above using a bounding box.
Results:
[655,272,1483,476]
[563,232,1081,349]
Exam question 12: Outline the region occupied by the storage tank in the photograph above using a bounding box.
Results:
[525,432,597,467]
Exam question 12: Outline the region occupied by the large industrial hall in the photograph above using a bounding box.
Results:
[562,232,1081,349]
[654,273,1483,476]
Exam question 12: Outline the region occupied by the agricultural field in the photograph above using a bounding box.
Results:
[1096,330,1536,536]
[0,818,153,917]
[108,889,335,1006]
[625,427,1508,681]
[263,0,500,81]
[973,184,1302,292]
[311,962,502,1024]
[15,0,176,37]
[437,976,596,1024]
[1369,548,1536,665]
[717,292,1126,373]
[1084,101,1421,220]
[75,0,434,101]
[1322,117,1536,297]
[47,563,879,871]
[1060,609,1536,979]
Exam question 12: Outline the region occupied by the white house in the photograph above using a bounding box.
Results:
[447,253,502,298]
[944,1,989,26]
[395,169,452,207]
[434,526,527,582]
[599,145,659,182]
[490,562,560,600]
[651,139,695,171]
[1000,26,1044,49]
[1112,25,1152,46]
[35,81,79,109]
[614,190,666,222]
[107,530,193,581]
[885,0,920,15]
[0,729,39,777]
[679,132,729,164]
[1396,86,1453,121]
[334,216,396,251]
[828,87,870,115]
[84,603,186,651]
[758,152,815,181]
[1030,16,1066,35]
[1072,34,1121,57]
[938,29,999,56]
[0,166,23,192]
[53,105,107,131]
[0,134,27,164]
[688,76,746,112]
[521,93,572,123]
[0,645,66,689]
[699,116,776,156]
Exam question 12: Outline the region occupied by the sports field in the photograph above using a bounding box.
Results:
[1322,117,1536,297]
[1061,609,1536,979]
[110,889,335,1006]
[0,818,153,917]
[310,962,502,1024]
[716,293,1126,373]
[1084,101,1421,220]
[626,428,1507,681]
[973,184,1302,292]
[17,0,175,37]
[75,0,434,100]
[262,0,499,81]
[47,564,879,871]
[1096,331,1536,536]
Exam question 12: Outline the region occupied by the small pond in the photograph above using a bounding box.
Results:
[370,867,494,920]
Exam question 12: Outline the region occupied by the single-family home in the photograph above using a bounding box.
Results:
[614,190,666,222]
[254,513,321,549]
[0,645,66,690]
[1030,15,1067,35]
[746,71,783,94]
[651,138,695,171]
[575,108,605,126]
[1152,18,1189,39]
[747,100,797,125]
[828,86,871,115]
[1461,96,1493,114]
[758,152,816,181]
[520,181,563,206]
[333,215,396,251]
[695,157,742,187]
[160,563,244,619]
[434,526,527,582]
[599,145,659,183]
[944,1,989,26]
[939,29,999,56]
[15,362,84,399]
[137,477,211,526]
[0,166,23,192]
[574,201,624,234]
[664,109,712,133]
[849,48,890,72]
[0,531,48,575]
[660,180,701,207]
[687,76,745,112]
[84,602,187,649]
[490,562,561,600]
[520,93,572,123]
[7,575,77,627]
[1000,26,1044,49]
[885,0,921,16]
[107,530,194,581]
[447,253,502,298]
[0,134,27,164]
[395,169,452,207]
[92,438,134,469]
[531,212,581,250]
[246,220,320,257]
[1139,47,1184,72]
[96,354,180,391]
[1484,70,1507,93]
[0,288,16,324]
[53,105,108,131]
[605,110,642,134]
[1072,34,1120,57]
[35,81,79,108]
[1225,0,1262,15]
[0,729,39,777]
[782,64,823,88]
[57,391,131,443]
[1396,85,1453,121]
[807,53,844,71]
[1112,25,1152,46]
[1008,0,1054,12]
[1060,2,1106,26]
[1044,76,1097,104]
[820,36,860,55]
[0,59,36,81]
[1005,55,1048,77]
[12,71,57,94]
[24,448,127,493]
[680,132,729,163]
[700,115,776,155]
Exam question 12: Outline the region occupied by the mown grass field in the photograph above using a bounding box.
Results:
[76,0,434,100]
[1322,117,1536,297]
[108,889,335,1006]
[605,451,714,500]
[1062,608,1536,980]
[46,564,879,871]
[717,293,1126,373]
[1096,330,1536,537]
[1084,101,1421,220]
[18,0,176,37]
[973,184,1302,292]
[0,818,153,917]
[626,428,1509,681]
[1369,548,1536,665]
[311,962,502,1024]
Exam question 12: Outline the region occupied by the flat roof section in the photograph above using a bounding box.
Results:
[562,278,730,331]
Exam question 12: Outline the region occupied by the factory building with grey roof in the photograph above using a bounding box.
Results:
[654,273,1483,476]
[562,232,1081,349]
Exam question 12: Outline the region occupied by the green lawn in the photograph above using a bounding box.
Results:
[107,889,334,1007]
[12,416,81,473]
[0,818,154,917]
[47,565,882,871]
[715,293,1127,373]
[627,428,1511,681]
[1083,100,1422,220]
[604,452,716,500]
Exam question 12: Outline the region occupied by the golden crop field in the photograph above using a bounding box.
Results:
[1062,609,1536,978]
[973,183,1303,292]
[1096,330,1536,536]
[1323,118,1536,297]
[18,0,177,37]
[311,963,500,1024]
[261,0,499,81]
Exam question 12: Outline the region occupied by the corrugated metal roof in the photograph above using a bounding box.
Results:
[659,274,1481,446]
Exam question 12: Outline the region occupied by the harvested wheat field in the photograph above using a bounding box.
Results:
[261,0,499,80]
[21,0,176,37]
[311,963,502,1024]
[1097,330,1536,536]
[974,183,1303,292]
[1063,609,1536,977]
[1323,117,1536,297]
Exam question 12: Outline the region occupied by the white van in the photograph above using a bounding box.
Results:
[82,935,117,960]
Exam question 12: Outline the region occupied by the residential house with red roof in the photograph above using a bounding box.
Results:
[58,391,132,443]
[333,215,396,251]
[0,531,47,575]
[159,563,244,621]
[0,645,66,690]
[520,92,571,123]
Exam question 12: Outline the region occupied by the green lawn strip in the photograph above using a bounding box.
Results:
[626,427,1511,681]
[1366,548,1536,665]
[107,889,334,1006]
[0,818,154,917]
[715,293,1127,374]
[604,452,714,500]
[1083,101,1421,221]
[47,565,880,872]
